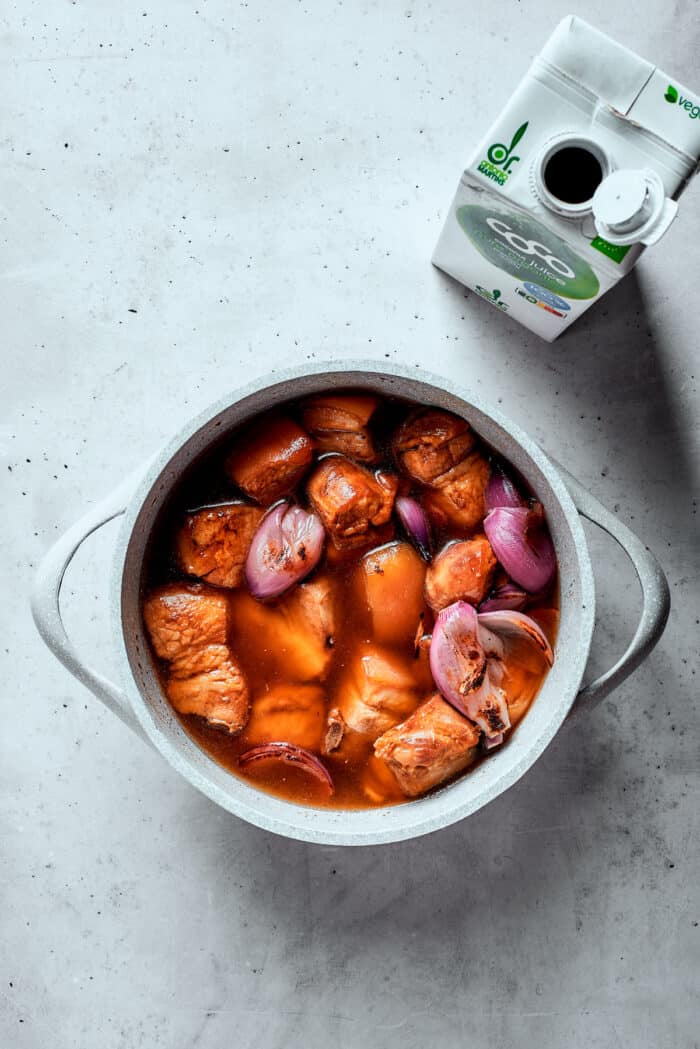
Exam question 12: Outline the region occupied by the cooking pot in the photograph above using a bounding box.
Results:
[31,362,670,845]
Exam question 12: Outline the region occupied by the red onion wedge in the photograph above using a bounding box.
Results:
[238,742,334,793]
[429,601,509,741]
[478,579,529,613]
[483,503,556,593]
[485,465,527,511]
[395,495,432,559]
[245,501,325,599]
[430,602,555,746]
[478,609,554,668]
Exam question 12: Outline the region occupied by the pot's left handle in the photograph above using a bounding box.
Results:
[31,468,150,742]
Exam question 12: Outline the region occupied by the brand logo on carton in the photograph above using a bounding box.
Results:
[473,285,509,311]
[456,205,600,300]
[478,122,528,185]
[664,84,700,119]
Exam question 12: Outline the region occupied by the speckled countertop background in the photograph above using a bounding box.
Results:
[2,2,699,1047]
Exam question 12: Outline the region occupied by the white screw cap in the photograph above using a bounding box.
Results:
[592,169,678,246]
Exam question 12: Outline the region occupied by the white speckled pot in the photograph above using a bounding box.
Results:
[32,362,669,845]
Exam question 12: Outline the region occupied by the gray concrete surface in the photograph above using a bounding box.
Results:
[2,1,698,1046]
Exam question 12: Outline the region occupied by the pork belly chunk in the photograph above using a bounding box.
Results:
[328,645,421,744]
[392,409,476,484]
[301,393,379,462]
[374,694,480,797]
[307,455,398,548]
[358,541,428,646]
[245,683,326,751]
[143,583,229,659]
[425,534,497,612]
[294,575,337,655]
[228,574,337,683]
[143,584,250,734]
[176,503,263,589]
[167,658,249,732]
[225,416,314,505]
[421,451,491,532]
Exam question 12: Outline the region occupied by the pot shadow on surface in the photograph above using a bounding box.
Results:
[520,267,697,540]
[508,268,697,682]
[177,725,612,1001]
[528,266,698,537]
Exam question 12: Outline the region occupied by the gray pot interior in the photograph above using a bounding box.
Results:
[114,362,595,845]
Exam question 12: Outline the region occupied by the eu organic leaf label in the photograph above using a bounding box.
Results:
[456,205,601,300]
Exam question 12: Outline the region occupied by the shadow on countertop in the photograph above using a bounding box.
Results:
[528,268,699,524]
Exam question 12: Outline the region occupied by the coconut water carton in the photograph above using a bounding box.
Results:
[432,16,700,341]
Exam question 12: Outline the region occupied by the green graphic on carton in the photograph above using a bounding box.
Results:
[478,122,528,185]
[590,236,630,263]
[457,205,600,300]
[664,83,700,118]
[473,286,509,311]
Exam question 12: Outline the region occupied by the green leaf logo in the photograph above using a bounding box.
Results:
[664,85,678,103]
[509,122,528,151]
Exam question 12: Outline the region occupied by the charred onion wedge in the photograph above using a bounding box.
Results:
[238,742,334,793]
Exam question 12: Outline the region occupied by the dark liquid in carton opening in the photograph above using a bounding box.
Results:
[543,146,603,204]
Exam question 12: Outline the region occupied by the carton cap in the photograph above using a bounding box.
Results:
[592,169,678,246]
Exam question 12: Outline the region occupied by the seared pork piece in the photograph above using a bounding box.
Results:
[228,574,337,682]
[307,455,398,548]
[358,541,428,646]
[143,584,250,734]
[176,503,263,589]
[374,694,480,797]
[329,645,421,743]
[324,521,396,563]
[167,658,249,732]
[301,393,379,462]
[245,683,326,751]
[422,451,491,532]
[425,534,497,612]
[295,575,336,653]
[169,643,232,678]
[225,416,314,505]
[143,584,229,659]
[392,409,476,484]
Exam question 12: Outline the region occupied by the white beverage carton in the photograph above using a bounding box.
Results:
[432,16,700,341]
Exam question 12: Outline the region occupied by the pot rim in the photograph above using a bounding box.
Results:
[111,360,595,845]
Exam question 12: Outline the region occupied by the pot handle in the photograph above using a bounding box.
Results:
[31,468,150,742]
[556,465,670,719]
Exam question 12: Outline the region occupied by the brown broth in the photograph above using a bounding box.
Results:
[142,390,559,810]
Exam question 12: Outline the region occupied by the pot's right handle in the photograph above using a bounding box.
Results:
[31,468,150,742]
[556,465,671,719]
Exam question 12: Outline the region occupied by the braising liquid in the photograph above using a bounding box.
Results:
[142,392,558,809]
